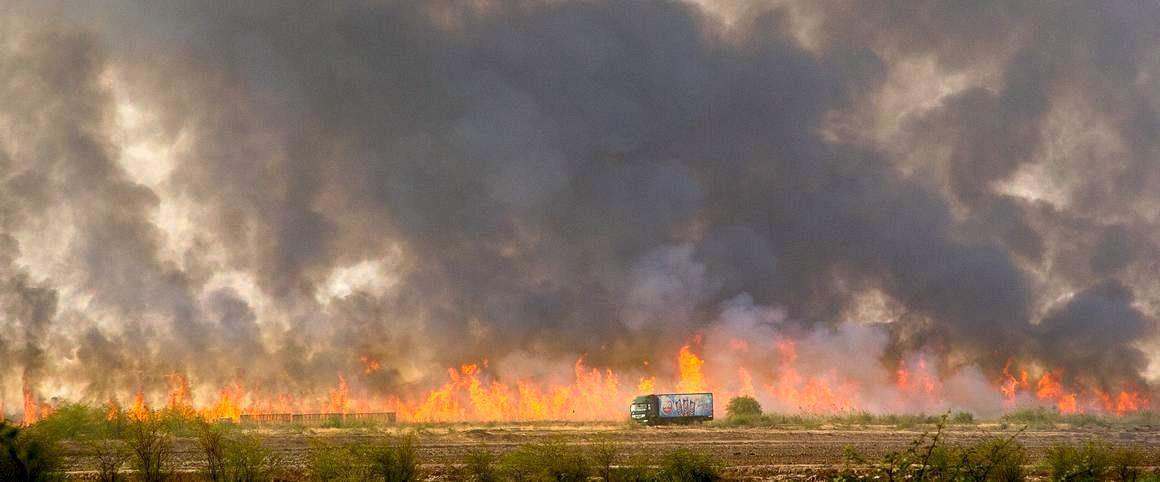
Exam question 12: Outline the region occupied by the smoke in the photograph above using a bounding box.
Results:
[1,0,1158,415]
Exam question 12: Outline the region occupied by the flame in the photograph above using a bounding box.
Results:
[736,366,755,397]
[130,390,149,420]
[895,356,939,396]
[106,399,121,421]
[765,339,859,412]
[205,382,246,421]
[994,361,1150,415]
[325,375,350,413]
[676,345,706,392]
[1095,389,1146,415]
[388,358,628,421]
[11,341,1152,425]
[21,373,53,425]
[1034,371,1078,414]
[1000,360,1029,401]
[359,355,383,374]
[22,377,39,425]
[637,376,656,395]
[166,372,192,408]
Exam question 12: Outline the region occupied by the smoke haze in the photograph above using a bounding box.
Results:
[1,0,1158,418]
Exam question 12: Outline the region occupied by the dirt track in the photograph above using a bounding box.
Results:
[61,422,1160,479]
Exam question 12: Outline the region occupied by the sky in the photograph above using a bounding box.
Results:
[1,1,1158,417]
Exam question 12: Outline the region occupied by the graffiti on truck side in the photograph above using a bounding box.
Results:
[659,395,710,417]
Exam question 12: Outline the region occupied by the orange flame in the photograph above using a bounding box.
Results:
[359,355,383,374]
[676,344,706,393]
[766,339,858,412]
[736,366,755,397]
[637,376,656,395]
[11,342,1153,425]
[1000,360,1029,401]
[20,373,53,425]
[325,375,350,414]
[130,390,149,420]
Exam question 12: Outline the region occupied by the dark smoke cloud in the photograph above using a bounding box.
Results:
[1,0,1157,410]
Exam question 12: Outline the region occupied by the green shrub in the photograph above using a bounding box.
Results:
[712,412,824,428]
[86,435,130,482]
[500,440,591,482]
[126,417,172,482]
[306,441,365,481]
[196,421,228,481]
[657,448,720,482]
[612,452,665,481]
[926,436,1026,481]
[591,438,620,481]
[27,403,106,442]
[1108,445,1149,482]
[949,411,976,425]
[220,434,279,482]
[307,434,422,482]
[0,420,60,481]
[155,407,207,437]
[462,447,500,482]
[362,433,421,482]
[724,396,762,419]
[1041,440,1152,482]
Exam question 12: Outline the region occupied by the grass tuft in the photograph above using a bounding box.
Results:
[657,448,722,481]
[499,439,591,482]
[461,447,500,482]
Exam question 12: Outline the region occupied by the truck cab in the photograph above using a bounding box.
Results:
[630,395,658,422]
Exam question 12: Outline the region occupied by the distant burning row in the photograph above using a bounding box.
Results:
[13,339,1150,425]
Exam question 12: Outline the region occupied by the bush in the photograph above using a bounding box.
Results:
[27,403,106,442]
[127,417,172,482]
[835,413,1029,482]
[1002,407,1063,428]
[657,448,720,482]
[591,438,620,481]
[307,434,423,482]
[500,440,591,482]
[616,455,661,482]
[86,435,130,482]
[220,434,279,481]
[155,407,206,437]
[713,412,824,428]
[363,433,421,482]
[197,421,228,481]
[1108,445,1149,482]
[1042,440,1151,482]
[462,448,500,482]
[725,396,762,419]
[949,411,975,425]
[926,436,1026,481]
[0,420,60,481]
[307,440,364,481]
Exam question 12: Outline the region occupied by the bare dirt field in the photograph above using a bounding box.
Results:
[58,422,1160,480]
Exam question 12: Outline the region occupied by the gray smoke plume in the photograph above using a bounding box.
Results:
[0,0,1157,414]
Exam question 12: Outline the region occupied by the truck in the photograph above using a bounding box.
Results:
[629,393,713,424]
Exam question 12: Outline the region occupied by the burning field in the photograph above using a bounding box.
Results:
[16,336,1152,426]
[2,1,1160,478]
